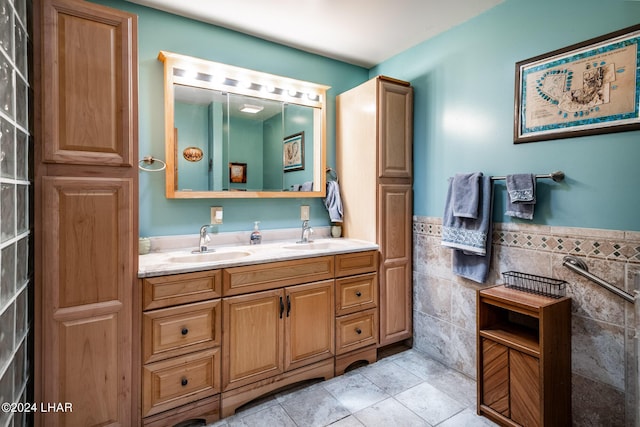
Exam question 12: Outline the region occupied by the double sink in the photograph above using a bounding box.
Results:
[169,240,350,263]
[139,238,378,278]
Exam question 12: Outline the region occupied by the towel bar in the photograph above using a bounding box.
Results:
[491,171,564,182]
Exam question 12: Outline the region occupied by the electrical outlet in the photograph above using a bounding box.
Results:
[300,205,310,221]
[211,207,223,224]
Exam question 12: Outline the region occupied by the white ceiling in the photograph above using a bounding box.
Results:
[126,0,504,68]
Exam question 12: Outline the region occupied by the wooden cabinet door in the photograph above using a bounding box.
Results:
[36,0,138,425]
[378,79,412,179]
[41,177,134,427]
[481,338,510,417]
[510,350,541,427]
[378,183,413,346]
[41,0,137,166]
[222,289,284,391]
[284,280,335,371]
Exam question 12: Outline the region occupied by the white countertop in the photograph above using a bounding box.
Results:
[138,237,379,278]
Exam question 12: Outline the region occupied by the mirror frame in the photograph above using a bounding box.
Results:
[158,51,330,198]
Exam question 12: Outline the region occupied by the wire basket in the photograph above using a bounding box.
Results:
[502,271,567,298]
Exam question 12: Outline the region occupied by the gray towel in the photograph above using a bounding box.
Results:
[505,174,536,220]
[442,175,493,283]
[301,181,313,192]
[452,172,482,219]
[324,181,343,223]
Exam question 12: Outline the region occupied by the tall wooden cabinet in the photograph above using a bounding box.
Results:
[336,76,413,347]
[34,0,138,425]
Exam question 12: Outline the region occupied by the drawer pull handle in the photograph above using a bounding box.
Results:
[355,291,362,297]
[286,295,291,317]
[355,328,362,334]
[181,378,188,386]
[279,297,284,319]
[181,327,189,336]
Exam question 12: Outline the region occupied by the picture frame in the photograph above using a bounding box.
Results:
[283,132,304,172]
[229,162,247,183]
[514,24,640,143]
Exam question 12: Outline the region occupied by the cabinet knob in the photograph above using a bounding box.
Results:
[355,328,362,335]
[181,327,189,336]
[355,291,362,297]
[181,378,188,386]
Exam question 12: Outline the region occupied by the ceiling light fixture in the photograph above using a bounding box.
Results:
[240,104,264,114]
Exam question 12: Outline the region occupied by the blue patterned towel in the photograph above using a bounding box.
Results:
[505,174,536,220]
[442,174,492,256]
[441,174,494,283]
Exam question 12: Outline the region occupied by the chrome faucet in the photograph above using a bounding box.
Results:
[193,224,215,253]
[298,220,314,244]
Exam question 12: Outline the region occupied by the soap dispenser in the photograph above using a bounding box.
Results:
[250,221,262,245]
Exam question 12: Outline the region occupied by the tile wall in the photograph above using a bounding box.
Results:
[0,0,31,426]
[413,216,639,427]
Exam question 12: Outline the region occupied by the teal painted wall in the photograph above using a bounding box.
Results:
[96,0,640,235]
[371,0,640,231]
[92,0,368,237]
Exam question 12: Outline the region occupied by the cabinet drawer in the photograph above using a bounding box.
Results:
[222,256,334,296]
[143,300,221,364]
[143,270,222,310]
[143,395,220,427]
[142,348,220,418]
[335,251,378,278]
[336,309,377,355]
[336,273,377,316]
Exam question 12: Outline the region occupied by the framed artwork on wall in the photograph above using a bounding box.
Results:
[514,24,640,143]
[283,132,304,172]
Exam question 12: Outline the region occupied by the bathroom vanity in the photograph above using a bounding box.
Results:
[138,239,378,425]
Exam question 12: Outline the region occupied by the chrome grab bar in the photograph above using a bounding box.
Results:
[562,256,635,304]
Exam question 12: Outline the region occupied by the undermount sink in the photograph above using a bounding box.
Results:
[281,241,347,251]
[169,250,252,263]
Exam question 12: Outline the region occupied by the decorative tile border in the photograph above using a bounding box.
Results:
[414,216,640,264]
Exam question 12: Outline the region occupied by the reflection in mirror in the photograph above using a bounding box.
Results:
[159,51,330,199]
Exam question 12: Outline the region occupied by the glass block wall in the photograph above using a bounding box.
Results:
[0,0,32,425]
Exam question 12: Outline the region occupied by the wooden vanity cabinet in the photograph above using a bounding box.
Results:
[337,76,413,348]
[140,270,222,425]
[222,280,335,391]
[477,285,571,427]
[140,251,379,422]
[221,257,335,416]
[334,251,379,375]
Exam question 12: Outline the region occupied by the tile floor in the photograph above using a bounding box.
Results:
[208,349,498,427]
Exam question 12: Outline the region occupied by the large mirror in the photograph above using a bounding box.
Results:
[159,51,330,198]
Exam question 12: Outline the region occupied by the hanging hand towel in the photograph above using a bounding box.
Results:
[442,174,493,283]
[505,174,536,220]
[324,180,343,223]
[452,172,482,219]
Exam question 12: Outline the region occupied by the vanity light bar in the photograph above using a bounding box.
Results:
[173,68,321,102]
